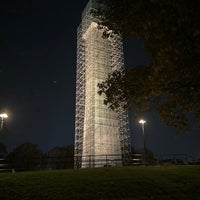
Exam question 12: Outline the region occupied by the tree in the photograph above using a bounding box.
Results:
[0,143,7,156]
[47,145,74,169]
[97,0,200,131]
[8,143,43,171]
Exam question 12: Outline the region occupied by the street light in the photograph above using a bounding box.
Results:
[139,119,146,164]
[0,113,8,131]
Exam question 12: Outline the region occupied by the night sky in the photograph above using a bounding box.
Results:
[1,0,200,157]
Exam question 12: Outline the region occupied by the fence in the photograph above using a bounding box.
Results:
[78,154,124,168]
[0,156,74,172]
[155,154,189,165]
[0,158,9,172]
[0,153,199,172]
[131,153,200,165]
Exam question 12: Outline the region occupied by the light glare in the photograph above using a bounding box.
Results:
[139,119,146,124]
[0,113,8,118]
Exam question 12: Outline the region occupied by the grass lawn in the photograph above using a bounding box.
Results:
[0,165,199,200]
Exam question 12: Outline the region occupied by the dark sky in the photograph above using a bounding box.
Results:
[0,0,200,157]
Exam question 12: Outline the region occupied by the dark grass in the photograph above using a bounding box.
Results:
[0,165,200,200]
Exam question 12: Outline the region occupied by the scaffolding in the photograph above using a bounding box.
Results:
[74,0,131,168]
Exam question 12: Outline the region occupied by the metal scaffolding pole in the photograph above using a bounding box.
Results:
[74,0,131,168]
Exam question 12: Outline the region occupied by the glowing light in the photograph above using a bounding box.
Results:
[0,113,8,119]
[0,113,8,131]
[139,119,146,124]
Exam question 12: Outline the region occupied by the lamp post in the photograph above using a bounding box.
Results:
[139,119,146,164]
[0,113,8,132]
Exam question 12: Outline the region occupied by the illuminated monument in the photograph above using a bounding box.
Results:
[74,0,131,168]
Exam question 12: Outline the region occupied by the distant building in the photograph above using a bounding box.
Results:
[74,0,131,168]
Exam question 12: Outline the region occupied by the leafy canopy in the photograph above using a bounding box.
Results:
[8,142,43,170]
[97,0,200,131]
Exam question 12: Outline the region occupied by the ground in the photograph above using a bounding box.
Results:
[0,165,199,200]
